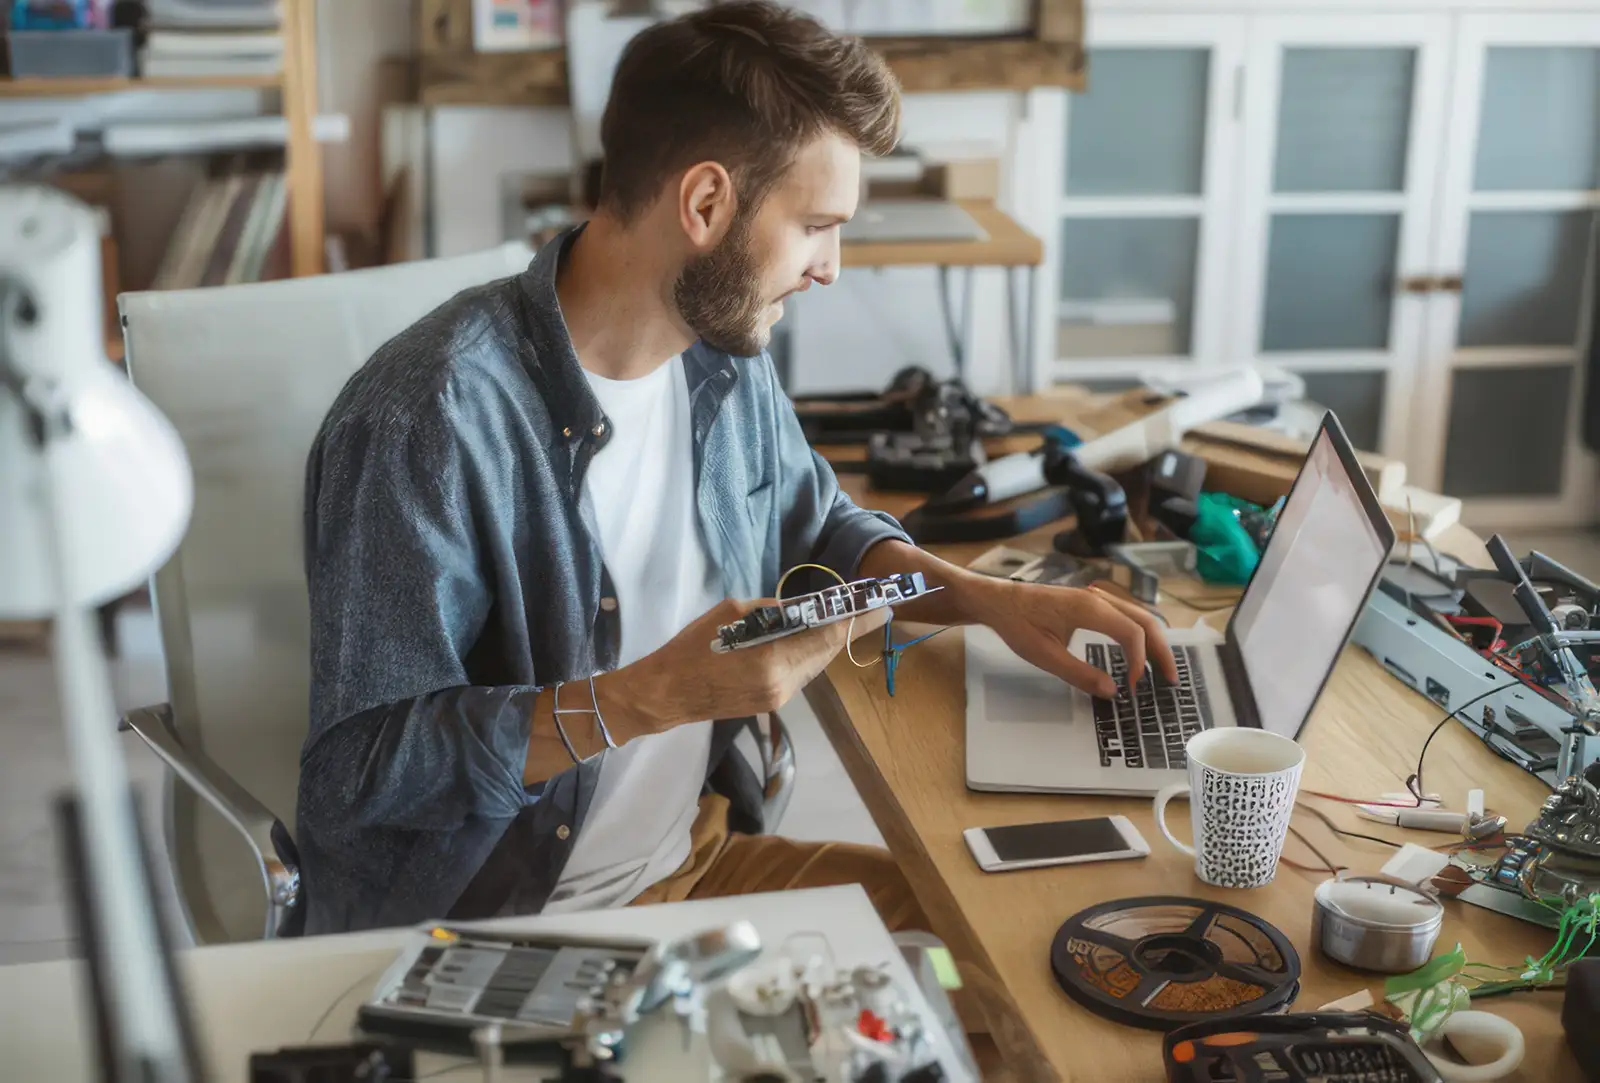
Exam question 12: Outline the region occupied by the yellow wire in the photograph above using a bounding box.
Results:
[775,562,845,598]
[774,562,881,669]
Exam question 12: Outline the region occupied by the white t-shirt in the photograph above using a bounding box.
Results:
[542,355,720,913]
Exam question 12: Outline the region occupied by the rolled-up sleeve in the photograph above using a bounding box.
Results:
[766,364,911,580]
[301,398,536,834]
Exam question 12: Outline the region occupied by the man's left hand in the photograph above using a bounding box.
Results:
[961,578,1179,700]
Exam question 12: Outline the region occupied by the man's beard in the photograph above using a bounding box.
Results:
[672,215,771,357]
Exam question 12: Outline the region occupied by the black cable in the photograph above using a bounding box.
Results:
[1295,802,1402,851]
[1410,683,1520,806]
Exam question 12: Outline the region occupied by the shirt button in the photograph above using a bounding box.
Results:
[599,597,618,612]
[556,825,570,841]
[592,422,607,437]
[561,426,573,438]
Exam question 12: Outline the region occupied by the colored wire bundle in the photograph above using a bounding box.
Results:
[772,562,955,695]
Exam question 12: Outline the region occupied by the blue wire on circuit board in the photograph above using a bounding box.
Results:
[881,619,950,697]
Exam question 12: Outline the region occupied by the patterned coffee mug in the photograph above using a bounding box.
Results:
[1152,728,1305,889]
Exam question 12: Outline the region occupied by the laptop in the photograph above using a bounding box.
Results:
[842,200,990,244]
[964,412,1396,796]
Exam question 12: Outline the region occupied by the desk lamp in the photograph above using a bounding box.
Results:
[0,184,201,1081]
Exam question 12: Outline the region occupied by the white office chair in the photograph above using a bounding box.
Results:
[117,247,798,944]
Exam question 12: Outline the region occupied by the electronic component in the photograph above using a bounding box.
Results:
[249,1043,414,1083]
[1105,542,1198,606]
[358,925,655,1049]
[1143,449,1208,541]
[712,574,937,653]
[1162,1011,1443,1083]
[793,367,1015,447]
[706,951,943,1083]
[865,430,983,494]
[1043,442,1128,557]
[1353,588,1594,786]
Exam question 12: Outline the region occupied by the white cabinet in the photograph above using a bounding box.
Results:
[1047,4,1600,527]
[1050,14,1245,373]
[1419,14,1600,527]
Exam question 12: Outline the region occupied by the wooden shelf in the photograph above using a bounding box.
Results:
[414,0,1084,107]
[0,73,283,97]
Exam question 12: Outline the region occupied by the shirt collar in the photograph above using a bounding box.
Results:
[514,224,743,441]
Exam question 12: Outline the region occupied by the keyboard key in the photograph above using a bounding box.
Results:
[1089,643,1216,770]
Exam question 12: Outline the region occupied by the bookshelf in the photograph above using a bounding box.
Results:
[0,0,324,278]
[0,72,283,95]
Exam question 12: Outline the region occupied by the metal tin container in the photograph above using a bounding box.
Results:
[1312,875,1444,974]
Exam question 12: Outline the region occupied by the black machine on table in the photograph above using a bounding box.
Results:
[1162,1012,1448,1083]
[793,366,1028,495]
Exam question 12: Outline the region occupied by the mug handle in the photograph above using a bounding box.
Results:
[1152,782,1196,857]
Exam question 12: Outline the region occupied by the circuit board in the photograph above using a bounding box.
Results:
[712,573,937,653]
[357,925,652,1045]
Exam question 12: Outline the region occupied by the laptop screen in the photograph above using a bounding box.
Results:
[1227,419,1393,741]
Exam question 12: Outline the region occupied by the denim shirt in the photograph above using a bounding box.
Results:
[297,226,910,935]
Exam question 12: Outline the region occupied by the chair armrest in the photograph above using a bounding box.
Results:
[119,703,300,939]
[760,712,797,834]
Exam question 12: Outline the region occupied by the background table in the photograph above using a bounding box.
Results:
[0,886,972,1083]
[811,394,1573,1082]
[839,200,1044,394]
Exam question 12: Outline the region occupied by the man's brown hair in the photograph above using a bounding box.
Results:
[596,0,901,221]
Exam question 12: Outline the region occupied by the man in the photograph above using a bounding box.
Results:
[299,0,1175,936]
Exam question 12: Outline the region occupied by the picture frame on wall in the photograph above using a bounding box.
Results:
[472,0,563,52]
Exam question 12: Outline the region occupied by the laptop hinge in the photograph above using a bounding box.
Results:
[1218,640,1260,730]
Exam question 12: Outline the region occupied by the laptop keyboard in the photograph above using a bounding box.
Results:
[1084,644,1215,770]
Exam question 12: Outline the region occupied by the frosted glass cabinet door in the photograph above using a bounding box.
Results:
[1421,20,1600,526]
[1053,17,1246,379]
[1474,47,1600,192]
[1273,47,1416,194]
[1261,213,1402,353]
[1058,217,1200,359]
[1066,48,1210,197]
[1233,16,1449,459]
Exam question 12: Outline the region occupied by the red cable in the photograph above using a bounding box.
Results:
[1302,789,1418,808]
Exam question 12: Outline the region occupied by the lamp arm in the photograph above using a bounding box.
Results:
[2,271,199,1080]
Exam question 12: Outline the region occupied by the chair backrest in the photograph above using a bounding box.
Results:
[119,244,535,943]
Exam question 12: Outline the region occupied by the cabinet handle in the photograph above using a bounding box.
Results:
[1397,274,1438,294]
[1438,275,1465,293]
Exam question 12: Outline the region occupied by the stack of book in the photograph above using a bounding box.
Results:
[153,156,289,290]
[140,0,283,78]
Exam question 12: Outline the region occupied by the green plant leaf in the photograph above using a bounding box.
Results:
[1386,944,1467,996]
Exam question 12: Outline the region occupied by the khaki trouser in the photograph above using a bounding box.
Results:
[628,793,927,933]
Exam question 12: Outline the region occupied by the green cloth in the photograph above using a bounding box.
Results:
[1192,492,1263,585]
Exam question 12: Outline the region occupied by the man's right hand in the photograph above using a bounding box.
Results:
[599,598,892,736]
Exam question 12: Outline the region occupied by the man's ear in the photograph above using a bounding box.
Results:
[677,161,738,251]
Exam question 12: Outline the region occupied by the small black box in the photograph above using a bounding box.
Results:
[1563,957,1600,1080]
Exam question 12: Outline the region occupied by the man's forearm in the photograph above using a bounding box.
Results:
[857,538,1000,626]
[521,672,657,787]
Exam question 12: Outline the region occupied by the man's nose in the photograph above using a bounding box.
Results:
[808,233,841,286]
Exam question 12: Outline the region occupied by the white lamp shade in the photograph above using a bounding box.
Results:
[0,185,193,618]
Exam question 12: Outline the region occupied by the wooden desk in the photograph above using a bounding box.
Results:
[809,398,1572,1083]
[839,200,1045,394]
[841,202,1045,270]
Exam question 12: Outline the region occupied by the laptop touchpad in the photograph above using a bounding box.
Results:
[982,673,1071,723]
